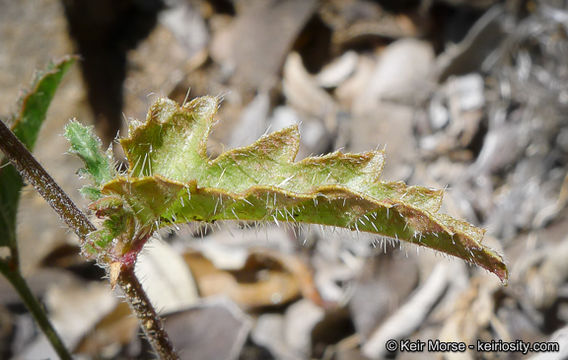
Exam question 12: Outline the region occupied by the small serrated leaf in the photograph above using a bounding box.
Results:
[65,121,114,190]
[70,96,508,282]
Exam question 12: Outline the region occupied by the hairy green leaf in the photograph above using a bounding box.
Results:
[69,96,507,282]
[65,121,114,199]
[0,56,75,257]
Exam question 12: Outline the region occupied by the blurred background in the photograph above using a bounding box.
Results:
[1,0,568,359]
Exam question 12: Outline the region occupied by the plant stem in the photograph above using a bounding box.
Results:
[0,120,179,359]
[0,262,72,360]
[116,265,179,359]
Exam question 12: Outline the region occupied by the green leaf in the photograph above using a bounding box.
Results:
[13,56,76,150]
[0,56,76,257]
[71,96,508,282]
[65,120,114,192]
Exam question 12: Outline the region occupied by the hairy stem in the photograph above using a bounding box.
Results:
[0,262,72,360]
[0,120,178,359]
[116,264,179,359]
